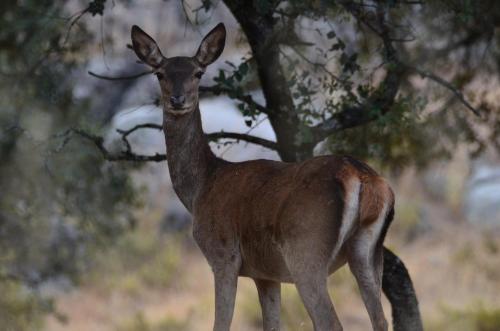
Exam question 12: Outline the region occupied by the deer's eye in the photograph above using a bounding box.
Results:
[154,72,164,80]
[194,71,204,79]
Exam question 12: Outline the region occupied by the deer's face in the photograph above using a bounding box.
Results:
[151,57,204,114]
[131,24,226,116]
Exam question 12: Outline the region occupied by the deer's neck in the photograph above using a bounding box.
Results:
[163,105,220,212]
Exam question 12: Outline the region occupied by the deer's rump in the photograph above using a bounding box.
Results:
[195,155,385,282]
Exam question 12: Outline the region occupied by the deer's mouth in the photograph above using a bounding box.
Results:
[166,107,193,116]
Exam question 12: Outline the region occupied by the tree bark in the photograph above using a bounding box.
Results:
[223,0,307,162]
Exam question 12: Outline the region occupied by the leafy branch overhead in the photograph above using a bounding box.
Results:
[80,0,483,163]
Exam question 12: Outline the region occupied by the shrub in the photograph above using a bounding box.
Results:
[426,303,500,331]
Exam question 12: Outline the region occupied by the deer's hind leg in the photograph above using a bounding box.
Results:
[282,236,343,331]
[347,205,393,331]
[254,278,281,331]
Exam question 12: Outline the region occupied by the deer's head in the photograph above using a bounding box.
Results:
[131,23,226,116]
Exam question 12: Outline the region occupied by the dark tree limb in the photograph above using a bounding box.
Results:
[311,44,481,142]
[70,127,167,162]
[312,0,405,142]
[114,122,277,150]
[402,63,481,117]
[60,124,277,163]
[116,123,163,137]
[88,70,153,81]
[206,131,278,150]
[87,71,269,115]
[314,0,481,143]
[198,85,269,114]
[310,60,404,141]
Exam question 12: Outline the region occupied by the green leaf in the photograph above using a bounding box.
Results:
[330,39,345,52]
[254,0,271,14]
[239,62,249,76]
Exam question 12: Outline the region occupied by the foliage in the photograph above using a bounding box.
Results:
[204,0,497,165]
[0,0,138,328]
[115,312,190,331]
[0,280,46,331]
[426,304,500,331]
[325,96,437,171]
[85,229,181,295]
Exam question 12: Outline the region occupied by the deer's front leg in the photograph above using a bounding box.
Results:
[211,249,242,331]
[193,220,241,331]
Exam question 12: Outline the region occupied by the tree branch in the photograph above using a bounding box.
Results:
[312,1,480,141]
[199,85,269,114]
[206,131,278,150]
[313,1,404,142]
[116,123,163,137]
[70,127,167,162]
[60,124,277,163]
[402,63,481,117]
[88,70,153,81]
[87,71,269,114]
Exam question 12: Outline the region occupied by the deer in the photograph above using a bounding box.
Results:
[131,22,395,331]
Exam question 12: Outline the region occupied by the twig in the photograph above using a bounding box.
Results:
[116,123,162,136]
[199,86,269,114]
[311,1,404,142]
[287,45,345,84]
[62,9,89,45]
[403,63,481,117]
[88,70,153,80]
[207,131,277,150]
[116,123,163,154]
[87,71,269,114]
[72,127,167,162]
[60,124,278,163]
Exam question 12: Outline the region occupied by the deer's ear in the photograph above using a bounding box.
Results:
[131,25,164,68]
[195,23,226,67]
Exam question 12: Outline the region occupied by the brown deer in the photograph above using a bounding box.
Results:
[131,23,394,331]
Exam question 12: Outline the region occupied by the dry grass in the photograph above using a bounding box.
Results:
[45,225,500,331]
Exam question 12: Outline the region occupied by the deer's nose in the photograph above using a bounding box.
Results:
[170,95,186,108]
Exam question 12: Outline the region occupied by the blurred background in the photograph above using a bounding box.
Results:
[1,0,500,330]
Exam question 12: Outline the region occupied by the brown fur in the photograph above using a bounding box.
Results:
[195,156,393,282]
[359,177,393,226]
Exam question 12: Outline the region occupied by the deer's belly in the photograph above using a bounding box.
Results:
[238,236,294,283]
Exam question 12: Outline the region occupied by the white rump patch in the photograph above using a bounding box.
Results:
[330,178,361,263]
[352,202,388,265]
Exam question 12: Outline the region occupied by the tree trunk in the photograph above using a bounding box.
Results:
[222,0,303,162]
